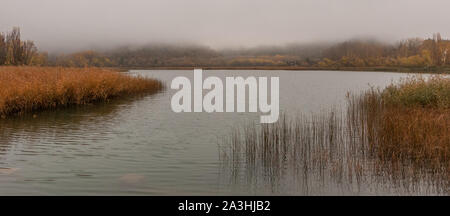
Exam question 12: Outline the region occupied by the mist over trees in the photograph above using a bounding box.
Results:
[318,33,450,68]
[0,27,47,66]
[3,27,448,71]
[44,34,450,70]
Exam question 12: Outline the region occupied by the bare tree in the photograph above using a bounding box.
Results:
[23,40,37,65]
[0,33,6,65]
[431,33,443,66]
[6,27,24,65]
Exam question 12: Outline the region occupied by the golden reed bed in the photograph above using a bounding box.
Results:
[221,76,449,193]
[0,66,162,117]
[361,76,449,169]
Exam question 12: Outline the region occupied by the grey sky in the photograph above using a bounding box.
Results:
[1,0,449,52]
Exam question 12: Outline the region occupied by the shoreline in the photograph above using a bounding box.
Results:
[116,66,450,74]
[0,66,163,118]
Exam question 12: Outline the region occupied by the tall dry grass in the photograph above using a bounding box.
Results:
[0,66,162,117]
[382,76,450,108]
[220,75,449,194]
[355,75,449,169]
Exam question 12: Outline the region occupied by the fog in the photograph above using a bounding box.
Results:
[1,0,449,52]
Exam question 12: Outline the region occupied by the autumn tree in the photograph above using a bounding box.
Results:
[0,33,6,65]
[0,27,39,66]
[23,40,37,65]
[5,27,23,65]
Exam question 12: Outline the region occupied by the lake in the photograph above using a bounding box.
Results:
[0,70,442,195]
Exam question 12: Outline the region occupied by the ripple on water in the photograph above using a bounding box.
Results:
[0,70,439,195]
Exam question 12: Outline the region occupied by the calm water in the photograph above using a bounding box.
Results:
[0,70,435,195]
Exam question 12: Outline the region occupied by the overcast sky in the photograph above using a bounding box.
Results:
[1,0,449,52]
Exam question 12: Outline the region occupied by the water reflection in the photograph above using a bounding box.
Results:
[0,96,138,154]
[219,111,448,195]
[1,70,439,195]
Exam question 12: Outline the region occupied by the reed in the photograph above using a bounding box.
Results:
[355,75,449,170]
[220,75,449,195]
[382,75,450,108]
[0,66,163,117]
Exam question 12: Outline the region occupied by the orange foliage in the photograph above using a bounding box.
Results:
[0,66,162,116]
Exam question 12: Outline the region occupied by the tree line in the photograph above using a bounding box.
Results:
[2,27,449,70]
[318,33,450,68]
[47,34,450,70]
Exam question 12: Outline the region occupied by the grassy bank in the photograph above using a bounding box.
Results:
[354,76,449,168]
[0,66,162,117]
[220,75,449,194]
